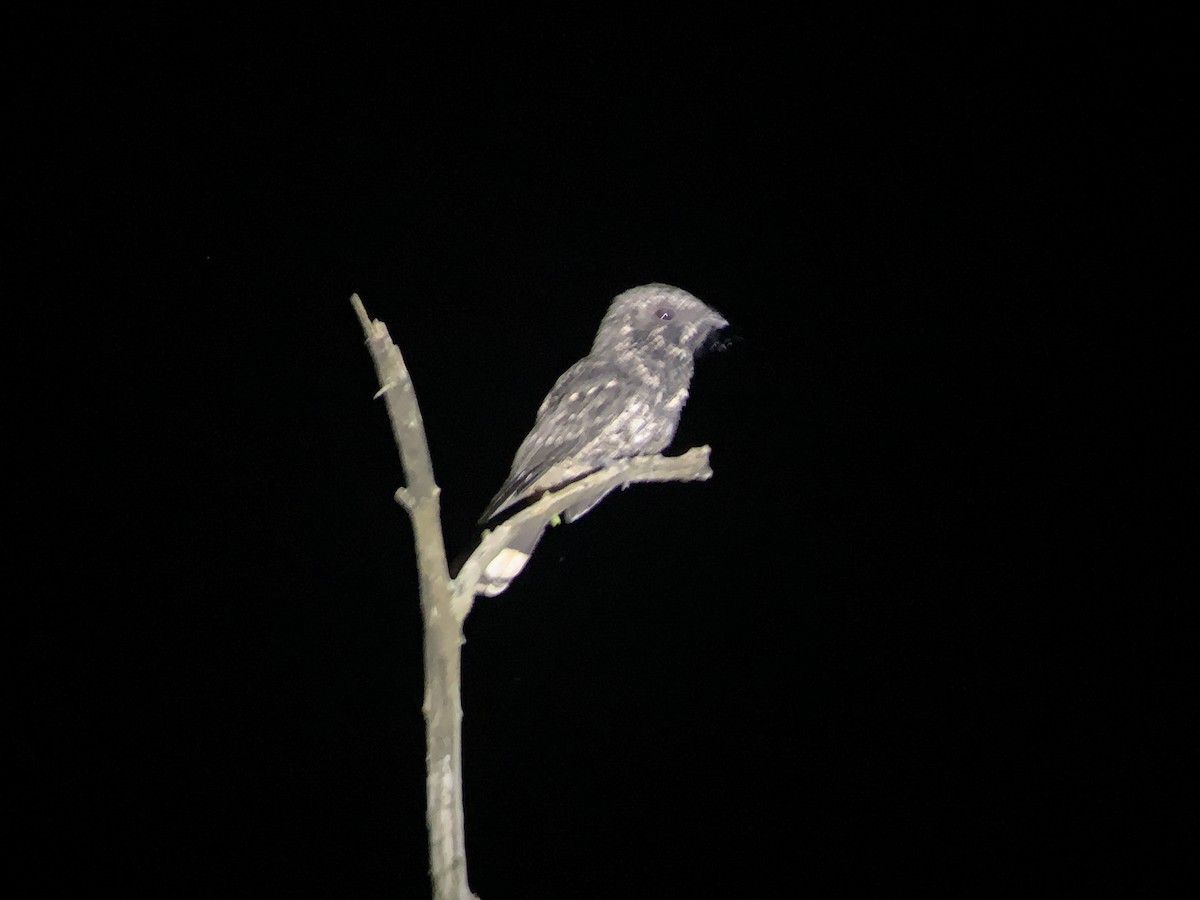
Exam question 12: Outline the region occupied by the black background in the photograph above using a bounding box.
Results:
[13,9,1188,897]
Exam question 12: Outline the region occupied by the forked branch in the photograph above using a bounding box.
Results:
[351,293,714,899]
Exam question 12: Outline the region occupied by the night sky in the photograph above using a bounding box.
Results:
[14,10,1186,897]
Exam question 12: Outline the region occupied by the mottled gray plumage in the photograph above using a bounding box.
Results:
[479,283,727,526]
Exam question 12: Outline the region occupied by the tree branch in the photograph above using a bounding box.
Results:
[351,293,717,899]
[352,294,476,900]
[453,448,713,603]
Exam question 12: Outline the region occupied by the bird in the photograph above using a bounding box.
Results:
[474,283,727,595]
[480,283,727,524]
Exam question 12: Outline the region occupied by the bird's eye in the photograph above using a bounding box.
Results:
[655,308,674,321]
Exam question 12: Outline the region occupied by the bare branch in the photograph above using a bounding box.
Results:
[352,293,718,900]
[352,294,476,900]
[352,294,450,601]
[454,448,713,601]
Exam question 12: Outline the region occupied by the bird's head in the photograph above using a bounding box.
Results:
[594,283,728,357]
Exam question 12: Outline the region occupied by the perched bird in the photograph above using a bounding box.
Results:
[480,283,727,523]
[475,283,727,595]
